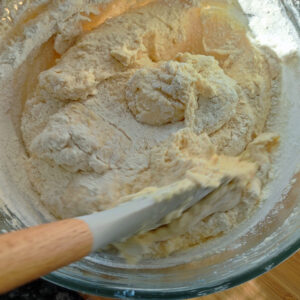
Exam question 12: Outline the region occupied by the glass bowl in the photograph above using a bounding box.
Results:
[0,0,299,298]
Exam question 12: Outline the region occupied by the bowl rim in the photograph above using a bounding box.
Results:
[44,237,300,298]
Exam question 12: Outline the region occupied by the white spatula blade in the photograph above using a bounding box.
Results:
[79,178,229,251]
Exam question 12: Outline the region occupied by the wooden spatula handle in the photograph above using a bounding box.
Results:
[0,219,93,294]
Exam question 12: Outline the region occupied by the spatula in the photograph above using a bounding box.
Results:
[0,177,228,293]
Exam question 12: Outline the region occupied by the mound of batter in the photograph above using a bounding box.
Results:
[21,0,280,258]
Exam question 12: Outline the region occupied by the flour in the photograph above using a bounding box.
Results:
[19,0,280,258]
[0,0,299,260]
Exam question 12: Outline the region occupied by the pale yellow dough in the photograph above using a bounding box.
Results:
[21,0,280,258]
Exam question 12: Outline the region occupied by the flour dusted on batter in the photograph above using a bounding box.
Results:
[20,0,281,258]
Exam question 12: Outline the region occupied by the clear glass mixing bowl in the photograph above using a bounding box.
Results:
[0,0,299,298]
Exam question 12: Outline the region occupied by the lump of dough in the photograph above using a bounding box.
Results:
[177,53,240,134]
[126,53,239,134]
[39,68,98,102]
[125,59,196,125]
[29,102,131,174]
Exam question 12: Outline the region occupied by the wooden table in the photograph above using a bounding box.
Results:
[83,251,299,300]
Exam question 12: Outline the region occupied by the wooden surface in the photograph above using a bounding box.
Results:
[0,219,93,294]
[82,251,299,299]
